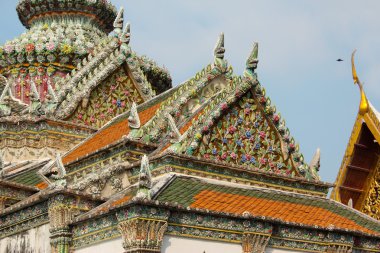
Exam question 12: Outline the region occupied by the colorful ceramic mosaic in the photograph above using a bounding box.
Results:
[68,66,143,127]
[0,1,379,253]
[193,90,292,176]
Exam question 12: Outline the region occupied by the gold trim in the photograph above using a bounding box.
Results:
[331,114,363,202]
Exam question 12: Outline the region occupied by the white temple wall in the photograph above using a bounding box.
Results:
[161,235,304,253]
[266,248,301,253]
[162,236,241,253]
[75,238,124,253]
[0,224,50,253]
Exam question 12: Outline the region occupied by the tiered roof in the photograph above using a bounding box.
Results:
[331,51,380,220]
[63,35,318,182]
[0,3,379,252]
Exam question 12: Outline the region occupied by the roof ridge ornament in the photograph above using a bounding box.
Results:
[0,75,28,117]
[128,102,141,129]
[136,155,152,200]
[214,32,225,60]
[309,148,321,180]
[351,49,369,115]
[44,79,58,116]
[213,33,225,67]
[166,112,184,143]
[50,153,67,189]
[121,23,131,45]
[29,78,43,115]
[113,7,124,37]
[246,42,259,71]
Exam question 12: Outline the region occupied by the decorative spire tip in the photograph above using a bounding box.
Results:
[214,32,225,60]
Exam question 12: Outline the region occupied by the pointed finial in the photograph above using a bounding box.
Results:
[113,7,124,36]
[351,50,368,115]
[214,32,225,59]
[246,42,259,70]
[55,153,67,178]
[309,148,321,180]
[121,22,131,44]
[348,198,353,208]
[136,155,152,199]
[50,153,67,188]
[128,102,141,129]
[166,113,183,142]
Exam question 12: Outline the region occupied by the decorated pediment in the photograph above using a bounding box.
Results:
[129,34,233,143]
[173,43,319,181]
[66,64,144,127]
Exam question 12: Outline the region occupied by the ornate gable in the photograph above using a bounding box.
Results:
[129,34,233,144]
[175,43,319,181]
[192,89,293,177]
[67,64,143,127]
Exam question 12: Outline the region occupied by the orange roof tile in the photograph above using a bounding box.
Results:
[154,177,380,236]
[63,103,161,164]
[190,190,378,236]
[35,182,48,190]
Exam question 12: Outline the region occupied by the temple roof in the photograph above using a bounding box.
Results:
[76,174,380,238]
[60,35,320,182]
[2,159,50,189]
[331,94,380,215]
[331,52,380,220]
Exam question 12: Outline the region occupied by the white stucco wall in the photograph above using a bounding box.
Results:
[75,238,124,253]
[0,224,50,253]
[266,248,299,253]
[162,236,241,253]
[162,236,304,253]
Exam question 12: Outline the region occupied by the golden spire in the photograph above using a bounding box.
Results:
[351,49,369,115]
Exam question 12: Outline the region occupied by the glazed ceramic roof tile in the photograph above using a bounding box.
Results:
[155,176,380,237]
[62,102,161,165]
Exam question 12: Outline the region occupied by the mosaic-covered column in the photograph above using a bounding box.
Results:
[241,233,270,253]
[117,205,170,253]
[118,218,168,253]
[48,195,78,253]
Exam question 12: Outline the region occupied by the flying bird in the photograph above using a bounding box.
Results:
[336,58,344,62]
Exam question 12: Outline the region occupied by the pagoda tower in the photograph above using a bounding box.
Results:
[2,0,116,104]
[0,0,171,165]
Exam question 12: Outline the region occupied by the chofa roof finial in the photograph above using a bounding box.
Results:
[309,148,321,180]
[214,32,225,60]
[246,42,259,71]
[351,49,369,115]
[128,102,141,129]
[121,22,131,44]
[136,155,152,200]
[113,7,124,36]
